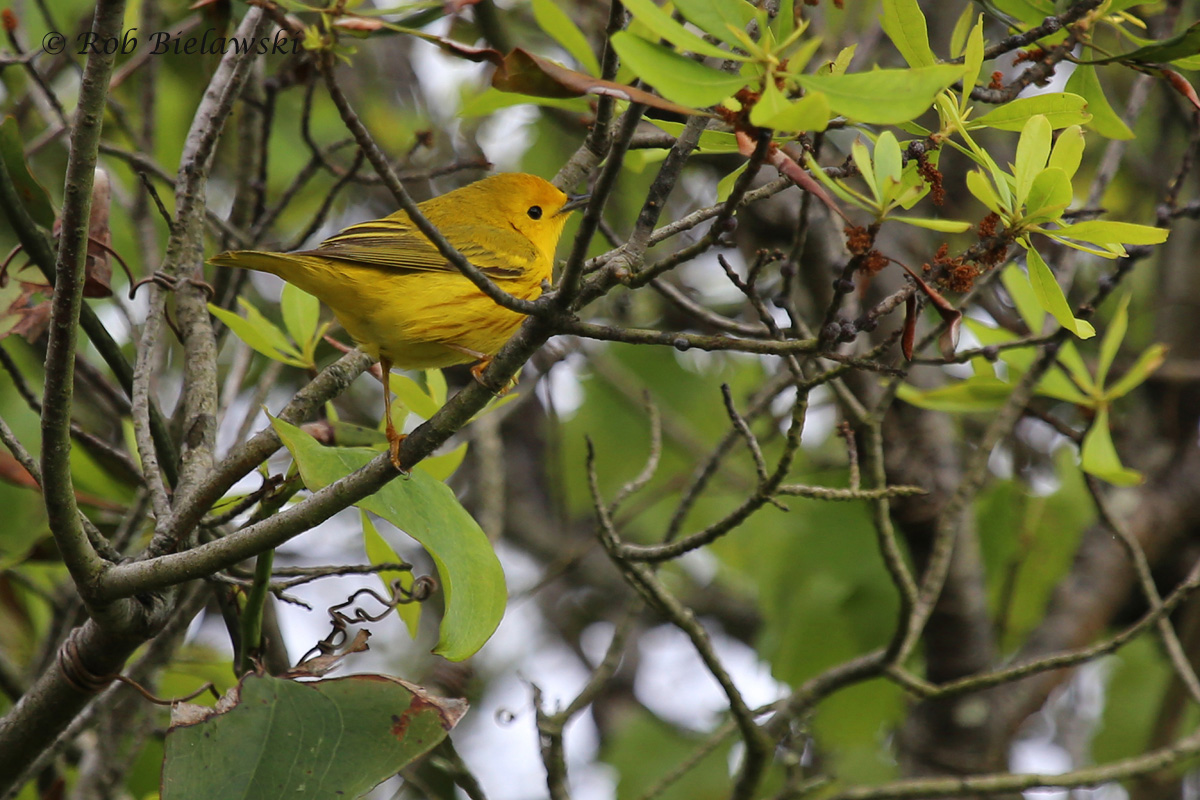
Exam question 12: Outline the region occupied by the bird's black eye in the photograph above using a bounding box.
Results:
[527,205,543,220]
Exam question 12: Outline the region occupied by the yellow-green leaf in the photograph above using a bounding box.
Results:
[881,0,935,67]
[361,511,419,637]
[1080,407,1142,485]
[1025,246,1096,339]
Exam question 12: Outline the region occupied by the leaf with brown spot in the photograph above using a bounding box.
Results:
[163,674,466,800]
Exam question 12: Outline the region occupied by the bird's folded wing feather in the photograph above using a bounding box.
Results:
[303,217,536,279]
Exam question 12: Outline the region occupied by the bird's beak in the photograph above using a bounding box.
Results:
[559,192,591,214]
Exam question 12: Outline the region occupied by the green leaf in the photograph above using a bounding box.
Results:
[531,0,601,75]
[1001,263,1045,332]
[272,417,506,660]
[1051,220,1169,247]
[796,64,964,124]
[1047,124,1085,180]
[805,152,875,209]
[1021,167,1072,224]
[754,90,830,132]
[749,81,792,127]
[425,369,448,406]
[619,0,736,60]
[881,0,935,67]
[829,44,856,75]
[162,674,464,800]
[459,88,590,116]
[611,33,747,107]
[672,0,757,49]
[1025,246,1096,339]
[893,216,972,232]
[208,301,308,368]
[874,131,902,188]
[851,138,878,203]
[1013,114,1051,207]
[651,119,742,152]
[390,372,442,419]
[717,162,748,202]
[1105,344,1167,400]
[416,442,468,482]
[895,377,1013,412]
[1087,20,1200,65]
[1096,293,1130,388]
[1056,340,1097,397]
[961,16,986,106]
[0,117,55,228]
[1080,407,1142,485]
[949,5,974,58]
[772,0,795,41]
[966,169,1004,215]
[1064,64,1134,140]
[972,93,1091,131]
[1036,367,1093,404]
[361,511,419,637]
[279,283,320,355]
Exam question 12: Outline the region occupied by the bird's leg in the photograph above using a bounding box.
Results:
[444,344,511,396]
[380,357,406,471]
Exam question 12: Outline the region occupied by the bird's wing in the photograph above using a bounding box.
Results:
[302,217,537,279]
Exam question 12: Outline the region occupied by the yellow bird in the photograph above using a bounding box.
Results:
[210,172,587,468]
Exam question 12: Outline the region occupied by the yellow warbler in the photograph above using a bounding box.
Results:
[210,172,586,468]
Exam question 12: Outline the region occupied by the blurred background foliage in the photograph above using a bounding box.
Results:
[3,0,1200,798]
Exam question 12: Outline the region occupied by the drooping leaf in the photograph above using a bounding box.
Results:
[1025,246,1096,339]
[1080,407,1142,485]
[162,674,465,800]
[272,418,506,661]
[1064,64,1134,140]
[1000,263,1046,332]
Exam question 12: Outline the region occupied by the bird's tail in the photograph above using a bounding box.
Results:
[208,249,305,278]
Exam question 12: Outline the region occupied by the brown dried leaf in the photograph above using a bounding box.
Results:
[1161,68,1200,112]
